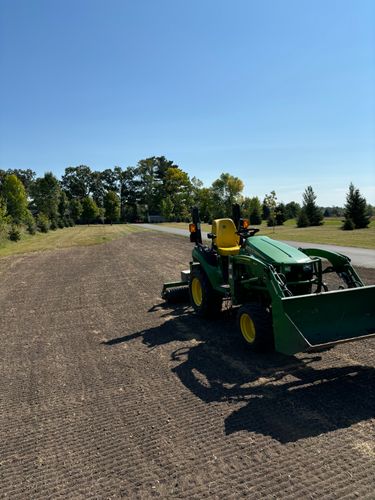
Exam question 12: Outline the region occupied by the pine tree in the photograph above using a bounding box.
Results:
[69,199,83,223]
[343,183,370,229]
[58,192,70,220]
[250,203,262,225]
[31,172,61,223]
[297,209,309,228]
[301,186,323,226]
[262,201,270,221]
[243,196,262,225]
[103,191,120,224]
[275,203,286,225]
[161,196,174,221]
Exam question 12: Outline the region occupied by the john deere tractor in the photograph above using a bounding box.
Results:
[162,205,375,355]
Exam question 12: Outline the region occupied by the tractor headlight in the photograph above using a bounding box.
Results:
[303,263,313,273]
[284,265,291,273]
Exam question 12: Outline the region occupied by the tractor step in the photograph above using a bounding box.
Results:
[181,270,190,282]
[219,284,230,290]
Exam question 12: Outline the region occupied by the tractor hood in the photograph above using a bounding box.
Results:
[244,236,311,265]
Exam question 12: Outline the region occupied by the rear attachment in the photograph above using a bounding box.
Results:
[161,270,190,303]
[273,285,375,355]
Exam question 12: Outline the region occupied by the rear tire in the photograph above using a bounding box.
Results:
[189,268,222,318]
[237,303,274,352]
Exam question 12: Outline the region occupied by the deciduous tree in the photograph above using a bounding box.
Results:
[285,201,300,220]
[61,165,92,199]
[5,168,36,194]
[1,174,29,223]
[196,187,215,222]
[81,197,99,224]
[101,168,119,193]
[0,196,10,236]
[90,171,106,208]
[211,173,244,218]
[164,167,192,220]
[264,191,277,227]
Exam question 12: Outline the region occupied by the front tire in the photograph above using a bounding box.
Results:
[189,268,222,318]
[237,303,274,352]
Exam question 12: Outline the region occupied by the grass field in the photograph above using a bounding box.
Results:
[0,224,143,258]
[1,218,373,259]
[161,218,375,249]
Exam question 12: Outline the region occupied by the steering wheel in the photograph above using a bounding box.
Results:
[247,228,259,236]
[237,227,259,238]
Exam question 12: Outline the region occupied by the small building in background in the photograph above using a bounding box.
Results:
[148,214,165,223]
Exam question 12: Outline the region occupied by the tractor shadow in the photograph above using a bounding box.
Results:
[103,300,375,444]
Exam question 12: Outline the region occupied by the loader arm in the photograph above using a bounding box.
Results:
[299,247,364,288]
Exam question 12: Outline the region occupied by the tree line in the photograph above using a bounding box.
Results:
[0,155,372,242]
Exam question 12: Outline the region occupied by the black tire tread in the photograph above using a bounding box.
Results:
[189,268,222,318]
[237,303,274,352]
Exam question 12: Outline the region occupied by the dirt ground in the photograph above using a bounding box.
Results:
[1,232,374,499]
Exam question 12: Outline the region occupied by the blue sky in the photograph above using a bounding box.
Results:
[1,0,374,205]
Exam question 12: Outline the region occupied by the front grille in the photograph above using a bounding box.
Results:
[285,265,313,283]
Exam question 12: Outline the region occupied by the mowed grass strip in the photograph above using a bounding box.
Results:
[160,218,375,249]
[0,224,143,258]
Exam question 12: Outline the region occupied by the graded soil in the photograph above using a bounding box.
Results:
[1,232,374,499]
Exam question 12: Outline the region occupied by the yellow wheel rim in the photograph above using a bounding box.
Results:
[240,313,256,343]
[191,277,203,306]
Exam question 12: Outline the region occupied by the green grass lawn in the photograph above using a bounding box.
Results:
[0,224,143,258]
[160,218,375,249]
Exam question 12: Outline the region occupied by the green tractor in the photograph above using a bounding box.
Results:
[162,205,375,355]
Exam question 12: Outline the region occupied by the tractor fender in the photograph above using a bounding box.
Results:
[191,247,223,290]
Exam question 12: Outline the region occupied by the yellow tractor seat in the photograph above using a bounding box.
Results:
[212,218,241,256]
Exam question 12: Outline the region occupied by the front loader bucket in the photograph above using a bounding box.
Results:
[273,285,375,355]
